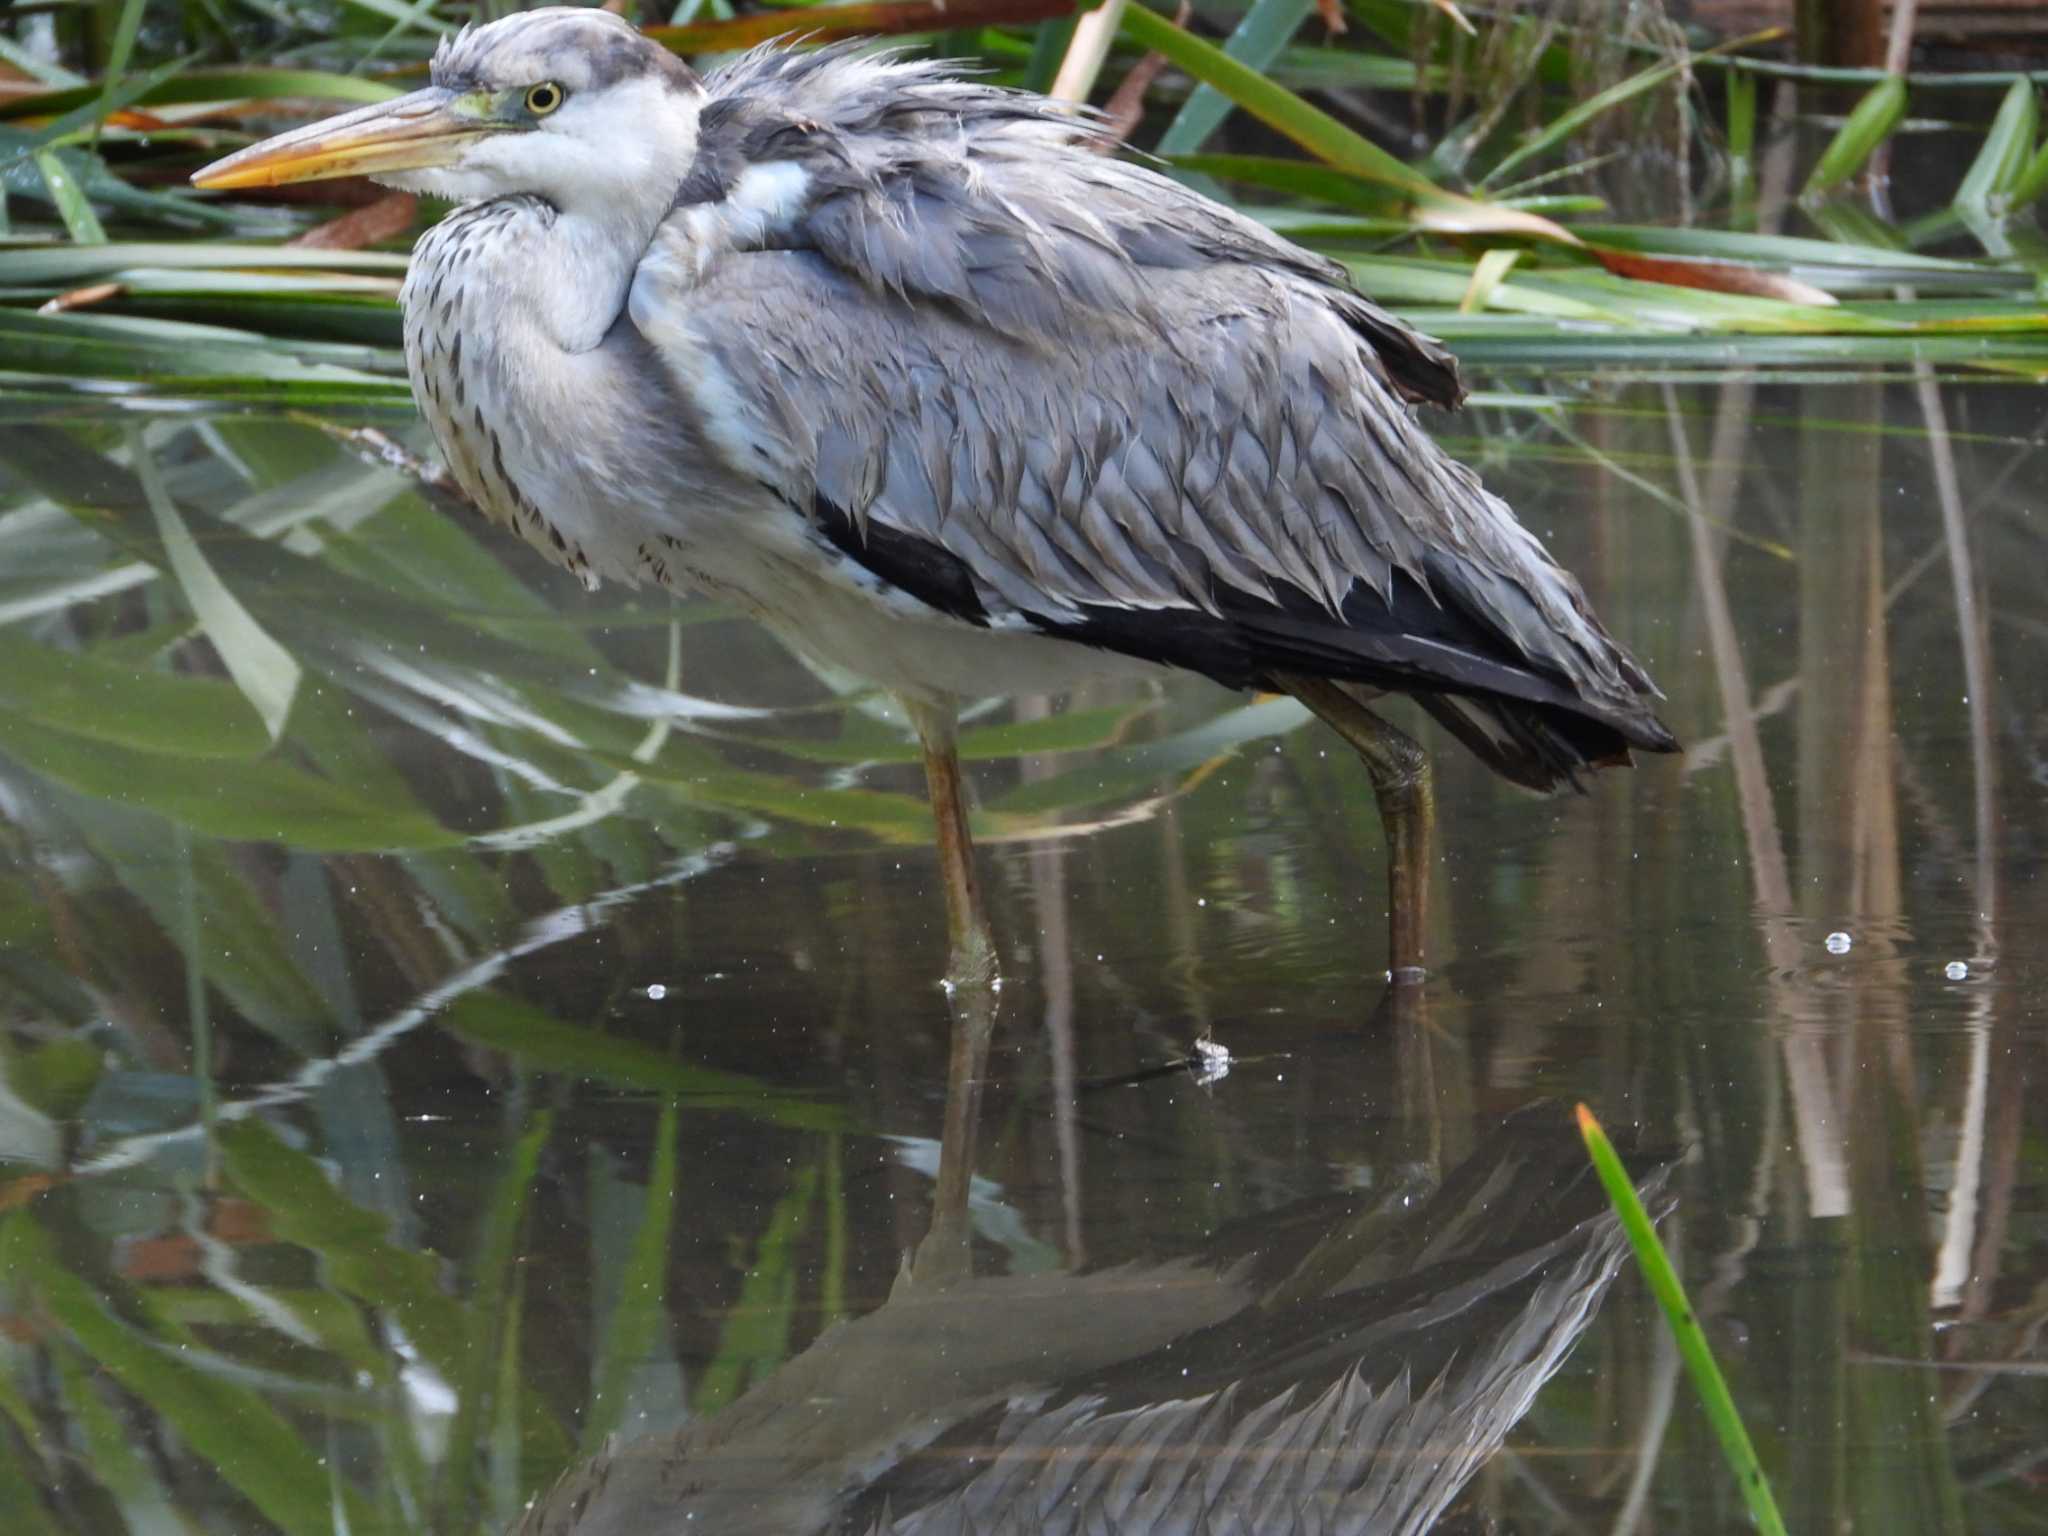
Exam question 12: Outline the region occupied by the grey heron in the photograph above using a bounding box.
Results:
[193,7,1678,986]
[508,1102,1665,1535]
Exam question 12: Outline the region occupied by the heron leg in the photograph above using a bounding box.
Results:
[910,979,998,1286]
[903,695,999,989]
[1273,673,1435,985]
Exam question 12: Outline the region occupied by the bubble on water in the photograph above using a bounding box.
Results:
[643,983,668,1001]
[1824,931,1852,955]
[1944,960,1969,982]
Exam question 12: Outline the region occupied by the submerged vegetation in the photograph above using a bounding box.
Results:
[0,2,2042,1534]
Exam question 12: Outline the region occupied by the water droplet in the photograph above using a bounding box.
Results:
[1944,960,1969,981]
[1825,931,1851,955]
[644,983,668,1001]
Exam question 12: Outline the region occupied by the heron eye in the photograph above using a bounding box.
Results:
[524,81,564,116]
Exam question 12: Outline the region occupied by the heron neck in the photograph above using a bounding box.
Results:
[527,201,665,355]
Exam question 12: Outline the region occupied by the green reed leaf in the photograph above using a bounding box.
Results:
[1482,46,1697,190]
[2,1212,375,1536]
[583,1099,680,1452]
[1576,1104,1787,1536]
[0,631,270,758]
[32,151,104,243]
[217,1117,472,1378]
[692,1162,819,1415]
[1155,0,1315,158]
[1804,76,1907,199]
[1121,2,1576,244]
[130,426,302,740]
[1955,79,2039,212]
[0,707,459,850]
[439,1111,555,1529]
[441,991,853,1132]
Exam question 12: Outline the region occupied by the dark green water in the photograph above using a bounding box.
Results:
[0,369,2040,1533]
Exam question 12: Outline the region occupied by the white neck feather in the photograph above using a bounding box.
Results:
[392,77,704,354]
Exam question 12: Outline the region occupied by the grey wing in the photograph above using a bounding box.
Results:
[638,243,1669,780]
[637,48,1676,779]
[677,42,1460,408]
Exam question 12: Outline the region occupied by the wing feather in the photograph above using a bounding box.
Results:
[632,46,1677,774]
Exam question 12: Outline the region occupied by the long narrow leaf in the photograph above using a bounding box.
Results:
[0,70,404,123]
[0,631,269,757]
[1576,1105,1787,1536]
[1804,76,1907,199]
[442,992,853,1132]
[2,60,184,172]
[647,0,1074,52]
[1955,79,2039,211]
[32,152,104,243]
[583,1100,680,1451]
[3,1212,376,1536]
[130,426,302,741]
[1155,0,1314,157]
[0,710,459,850]
[1484,30,1779,191]
[90,0,151,150]
[1120,2,1577,243]
[439,1112,554,1528]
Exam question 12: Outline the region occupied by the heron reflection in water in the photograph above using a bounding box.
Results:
[506,1094,1667,1536]
[194,8,1677,984]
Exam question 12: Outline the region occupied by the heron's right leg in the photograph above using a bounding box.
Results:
[902,695,999,990]
[1272,673,1435,986]
[896,694,999,1284]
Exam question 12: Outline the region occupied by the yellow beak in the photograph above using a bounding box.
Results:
[191,87,489,190]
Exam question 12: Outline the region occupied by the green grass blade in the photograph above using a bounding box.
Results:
[50,1337,185,1530]
[439,1111,554,1529]
[0,708,461,849]
[692,1162,820,1415]
[32,151,105,243]
[1155,0,1315,158]
[130,424,302,741]
[1803,75,1907,199]
[442,992,852,1132]
[1954,79,2039,212]
[1460,247,1522,312]
[1727,66,1757,211]
[2,60,184,171]
[1121,2,1435,197]
[0,243,409,282]
[583,1099,680,1452]
[0,69,404,123]
[90,0,151,150]
[2010,134,2048,207]
[1481,47,1694,190]
[2,1211,376,1536]
[1168,151,1403,214]
[0,32,82,88]
[1575,1104,1787,1536]
[0,630,269,758]
[0,1418,65,1536]
[1119,2,1576,243]
[217,1117,472,1377]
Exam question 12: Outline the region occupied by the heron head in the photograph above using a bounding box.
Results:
[192,8,703,216]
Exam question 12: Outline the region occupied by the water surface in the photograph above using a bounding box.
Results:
[0,366,2039,1533]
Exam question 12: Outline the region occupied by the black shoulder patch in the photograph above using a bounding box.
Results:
[810,496,990,627]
